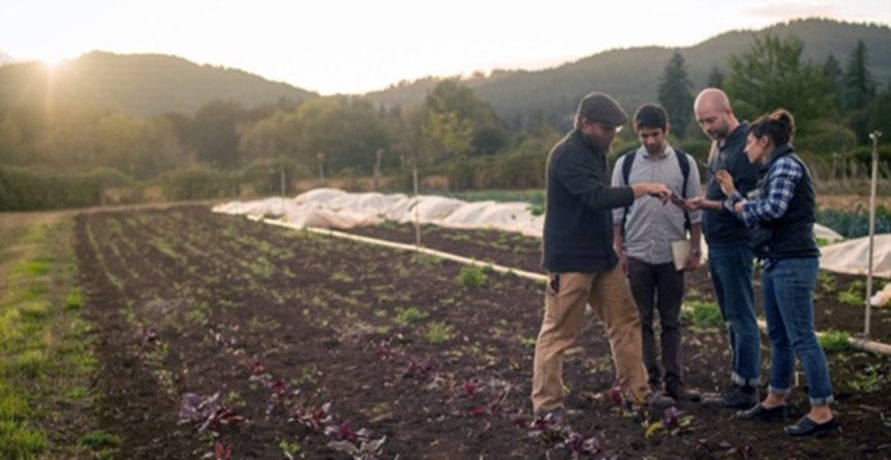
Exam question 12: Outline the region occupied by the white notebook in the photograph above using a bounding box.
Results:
[671,239,691,271]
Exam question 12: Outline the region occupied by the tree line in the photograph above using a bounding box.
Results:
[1,34,889,211]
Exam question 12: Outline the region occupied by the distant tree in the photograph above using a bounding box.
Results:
[0,116,22,163]
[191,100,248,169]
[295,98,389,174]
[93,113,190,178]
[658,52,695,138]
[421,80,507,160]
[724,34,833,132]
[706,65,725,89]
[822,54,845,112]
[868,80,891,142]
[844,41,878,143]
[844,40,877,112]
[424,111,474,160]
[238,110,302,162]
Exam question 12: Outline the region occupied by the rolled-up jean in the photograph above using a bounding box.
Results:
[762,257,834,405]
[708,244,761,386]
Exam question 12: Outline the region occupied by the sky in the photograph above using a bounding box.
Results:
[2,0,889,95]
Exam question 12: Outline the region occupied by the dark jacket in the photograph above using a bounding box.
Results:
[542,130,635,272]
[702,122,762,247]
[753,145,820,260]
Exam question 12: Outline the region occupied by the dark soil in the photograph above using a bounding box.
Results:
[347,222,891,344]
[75,207,891,460]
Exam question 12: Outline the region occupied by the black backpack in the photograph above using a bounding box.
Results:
[620,148,692,235]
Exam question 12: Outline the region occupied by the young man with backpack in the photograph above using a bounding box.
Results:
[612,104,702,402]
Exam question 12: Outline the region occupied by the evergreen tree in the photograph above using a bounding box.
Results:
[822,54,844,112]
[869,80,891,141]
[844,40,877,112]
[706,65,725,89]
[724,34,833,131]
[657,52,694,138]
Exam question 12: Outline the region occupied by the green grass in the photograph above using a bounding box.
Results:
[65,289,85,311]
[0,421,45,458]
[77,431,122,449]
[0,220,99,457]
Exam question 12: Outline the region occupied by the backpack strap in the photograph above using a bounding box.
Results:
[674,148,692,232]
[620,150,637,239]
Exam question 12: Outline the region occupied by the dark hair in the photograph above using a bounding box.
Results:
[633,104,668,132]
[750,109,795,146]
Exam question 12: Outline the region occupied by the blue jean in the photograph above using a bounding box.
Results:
[708,245,761,385]
[762,258,834,405]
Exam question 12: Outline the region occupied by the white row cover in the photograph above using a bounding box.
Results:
[213,189,890,288]
[213,188,544,235]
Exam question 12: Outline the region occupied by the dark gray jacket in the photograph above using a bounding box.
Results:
[542,130,634,272]
[702,122,762,247]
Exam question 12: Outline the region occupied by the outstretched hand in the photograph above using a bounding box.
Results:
[647,183,671,204]
[631,183,671,204]
[683,197,704,211]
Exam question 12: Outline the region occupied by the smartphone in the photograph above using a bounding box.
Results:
[670,194,686,207]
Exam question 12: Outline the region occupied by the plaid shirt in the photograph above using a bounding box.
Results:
[726,156,804,269]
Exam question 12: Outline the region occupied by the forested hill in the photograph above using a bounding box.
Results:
[365,19,891,126]
[0,51,319,116]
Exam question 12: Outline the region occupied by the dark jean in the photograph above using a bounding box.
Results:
[627,258,685,390]
[708,244,761,386]
[762,257,834,405]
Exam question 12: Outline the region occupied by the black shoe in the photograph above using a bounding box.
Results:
[785,416,837,437]
[666,384,701,402]
[643,390,676,411]
[736,403,789,421]
[701,384,759,409]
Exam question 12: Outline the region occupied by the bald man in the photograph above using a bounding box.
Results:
[685,89,763,409]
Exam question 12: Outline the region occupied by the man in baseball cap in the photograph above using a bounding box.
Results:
[532,91,676,425]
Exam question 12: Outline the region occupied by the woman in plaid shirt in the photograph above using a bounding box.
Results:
[716,109,836,438]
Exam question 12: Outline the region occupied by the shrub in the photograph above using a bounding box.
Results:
[458,266,487,288]
[818,329,851,352]
[425,322,454,344]
[0,165,135,211]
[394,307,429,326]
[154,166,237,201]
[681,301,723,327]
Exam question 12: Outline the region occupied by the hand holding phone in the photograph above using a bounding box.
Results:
[669,194,686,207]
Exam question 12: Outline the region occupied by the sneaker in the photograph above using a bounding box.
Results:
[532,407,584,426]
[666,384,701,402]
[701,384,759,409]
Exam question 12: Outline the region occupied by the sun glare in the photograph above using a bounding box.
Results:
[40,53,69,70]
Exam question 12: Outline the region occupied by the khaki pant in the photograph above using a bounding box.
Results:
[531,266,649,413]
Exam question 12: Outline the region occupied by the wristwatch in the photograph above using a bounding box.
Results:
[691,248,701,256]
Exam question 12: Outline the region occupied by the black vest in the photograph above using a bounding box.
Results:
[751,145,820,260]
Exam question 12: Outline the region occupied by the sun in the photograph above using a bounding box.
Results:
[39,52,70,69]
